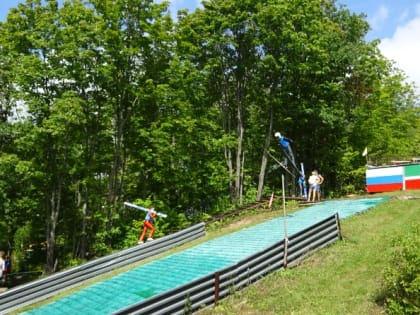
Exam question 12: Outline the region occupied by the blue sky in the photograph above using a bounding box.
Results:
[0,0,413,41]
[1,0,420,92]
[340,0,420,40]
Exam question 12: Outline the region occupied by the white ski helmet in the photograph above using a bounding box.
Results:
[274,132,281,138]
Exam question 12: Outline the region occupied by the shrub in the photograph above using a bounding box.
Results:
[382,225,420,314]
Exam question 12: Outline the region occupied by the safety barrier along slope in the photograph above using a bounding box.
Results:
[113,214,341,315]
[0,223,205,314]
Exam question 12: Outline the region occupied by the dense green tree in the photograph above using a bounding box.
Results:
[0,0,418,275]
[0,0,79,273]
[251,0,347,197]
[181,0,263,204]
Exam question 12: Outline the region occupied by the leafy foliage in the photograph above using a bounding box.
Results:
[0,0,418,274]
[383,225,420,314]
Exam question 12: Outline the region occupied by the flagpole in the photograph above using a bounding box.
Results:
[362,147,368,165]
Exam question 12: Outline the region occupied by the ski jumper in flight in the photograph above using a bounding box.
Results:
[274,132,296,167]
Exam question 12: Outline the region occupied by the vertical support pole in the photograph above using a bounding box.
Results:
[335,213,343,240]
[214,272,220,305]
[403,165,406,191]
[282,174,288,268]
[268,192,274,209]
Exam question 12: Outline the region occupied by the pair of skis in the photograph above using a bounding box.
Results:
[123,202,168,218]
[273,137,307,199]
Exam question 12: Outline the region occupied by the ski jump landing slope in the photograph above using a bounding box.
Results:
[22,197,387,315]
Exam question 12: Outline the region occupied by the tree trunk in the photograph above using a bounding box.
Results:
[235,123,244,203]
[257,102,274,201]
[46,182,62,274]
[235,80,245,203]
[81,201,87,258]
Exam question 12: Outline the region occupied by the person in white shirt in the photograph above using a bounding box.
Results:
[0,251,5,285]
[307,171,319,202]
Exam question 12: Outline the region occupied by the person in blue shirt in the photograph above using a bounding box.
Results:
[274,131,295,165]
[298,174,307,198]
[137,207,157,244]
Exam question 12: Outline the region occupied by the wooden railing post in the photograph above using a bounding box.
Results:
[214,272,220,305]
[284,237,288,268]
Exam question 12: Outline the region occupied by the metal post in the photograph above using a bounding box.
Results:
[335,213,343,240]
[214,272,220,305]
[268,192,274,209]
[282,175,288,268]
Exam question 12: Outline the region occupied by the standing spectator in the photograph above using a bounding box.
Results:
[307,171,319,202]
[4,256,11,278]
[315,171,324,201]
[298,174,306,198]
[0,251,5,286]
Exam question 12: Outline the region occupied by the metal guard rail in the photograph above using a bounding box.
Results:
[0,222,206,314]
[113,213,341,315]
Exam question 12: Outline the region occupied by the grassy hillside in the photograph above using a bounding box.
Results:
[200,191,420,315]
[11,192,419,314]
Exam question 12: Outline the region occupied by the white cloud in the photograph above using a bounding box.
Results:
[368,5,389,30]
[379,15,420,94]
